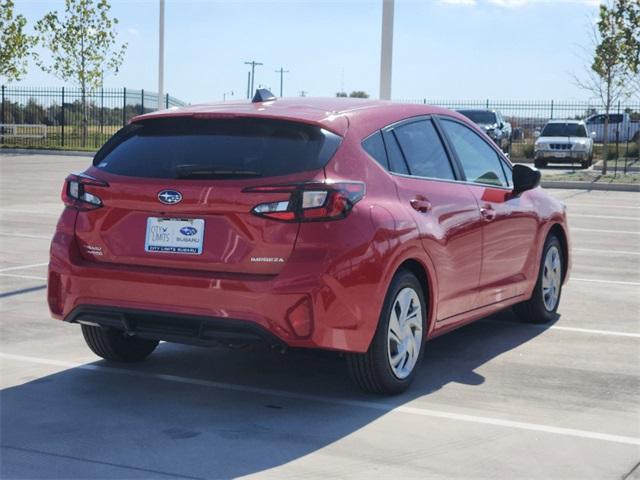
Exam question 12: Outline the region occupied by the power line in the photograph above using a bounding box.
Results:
[275,67,290,97]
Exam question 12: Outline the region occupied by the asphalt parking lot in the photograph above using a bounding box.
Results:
[1,152,639,480]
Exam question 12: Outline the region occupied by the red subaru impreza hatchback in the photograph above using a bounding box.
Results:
[48,93,570,394]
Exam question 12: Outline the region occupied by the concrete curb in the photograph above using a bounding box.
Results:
[542,181,640,192]
[0,148,95,157]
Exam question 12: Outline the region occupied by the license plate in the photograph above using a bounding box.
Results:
[553,152,568,158]
[145,218,205,254]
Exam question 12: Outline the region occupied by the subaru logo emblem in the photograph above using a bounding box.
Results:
[180,226,197,236]
[158,190,182,205]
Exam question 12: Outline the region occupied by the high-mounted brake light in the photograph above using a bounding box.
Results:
[62,173,108,211]
[244,182,365,222]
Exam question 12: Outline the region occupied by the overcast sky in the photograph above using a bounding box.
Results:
[13,0,603,103]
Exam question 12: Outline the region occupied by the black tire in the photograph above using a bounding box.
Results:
[534,159,547,169]
[514,235,563,324]
[346,270,427,394]
[503,137,512,154]
[580,160,589,169]
[81,324,158,362]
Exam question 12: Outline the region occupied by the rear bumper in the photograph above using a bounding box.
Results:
[49,257,325,349]
[67,305,287,349]
[48,207,386,353]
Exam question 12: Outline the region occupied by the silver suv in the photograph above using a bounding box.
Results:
[534,120,594,169]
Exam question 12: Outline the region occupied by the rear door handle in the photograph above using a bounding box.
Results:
[410,197,432,213]
[480,204,496,221]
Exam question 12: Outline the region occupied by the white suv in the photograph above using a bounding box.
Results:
[534,120,594,169]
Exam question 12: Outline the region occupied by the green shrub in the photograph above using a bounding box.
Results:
[523,144,535,159]
[623,144,638,158]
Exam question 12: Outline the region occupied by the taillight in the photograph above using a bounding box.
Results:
[62,173,108,211]
[245,181,365,222]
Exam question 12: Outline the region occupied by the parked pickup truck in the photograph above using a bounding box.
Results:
[585,113,640,143]
[457,109,512,152]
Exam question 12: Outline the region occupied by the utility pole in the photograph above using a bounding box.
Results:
[379,0,394,100]
[275,67,289,97]
[157,0,165,110]
[244,60,263,97]
[246,71,251,99]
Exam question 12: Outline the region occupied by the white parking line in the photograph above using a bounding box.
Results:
[549,325,640,338]
[570,214,639,221]
[486,319,640,338]
[567,204,640,210]
[1,352,638,446]
[0,232,51,239]
[571,228,640,235]
[0,262,48,273]
[572,277,640,286]
[574,248,640,256]
[0,208,59,214]
[0,273,47,281]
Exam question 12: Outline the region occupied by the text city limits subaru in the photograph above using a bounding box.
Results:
[48,92,570,394]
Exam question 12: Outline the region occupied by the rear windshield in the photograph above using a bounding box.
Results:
[541,123,587,137]
[457,111,497,125]
[93,117,342,179]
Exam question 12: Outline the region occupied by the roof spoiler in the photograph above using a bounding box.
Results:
[252,89,277,103]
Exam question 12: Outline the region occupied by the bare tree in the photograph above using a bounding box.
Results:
[574,1,638,174]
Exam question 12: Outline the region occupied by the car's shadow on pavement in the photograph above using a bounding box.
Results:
[0,308,557,479]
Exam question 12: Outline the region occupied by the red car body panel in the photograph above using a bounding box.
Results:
[48,98,571,353]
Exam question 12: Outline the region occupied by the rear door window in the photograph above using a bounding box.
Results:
[392,120,455,180]
[382,130,410,175]
[93,117,342,179]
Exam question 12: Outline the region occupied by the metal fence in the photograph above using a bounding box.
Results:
[0,86,187,150]
[1,90,638,159]
[400,99,640,160]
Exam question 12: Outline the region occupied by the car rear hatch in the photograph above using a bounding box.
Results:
[69,116,342,275]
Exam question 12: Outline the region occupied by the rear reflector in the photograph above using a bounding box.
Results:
[245,181,365,222]
[47,271,63,315]
[286,297,313,338]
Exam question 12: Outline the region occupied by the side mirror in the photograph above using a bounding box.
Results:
[590,131,596,138]
[533,130,540,138]
[512,164,541,196]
